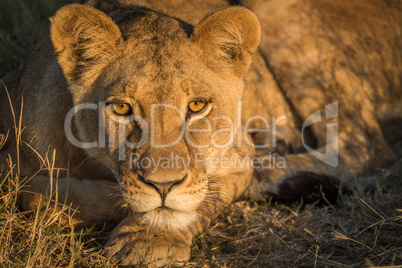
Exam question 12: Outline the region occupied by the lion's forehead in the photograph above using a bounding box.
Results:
[108,8,204,82]
[101,53,216,109]
[111,7,193,47]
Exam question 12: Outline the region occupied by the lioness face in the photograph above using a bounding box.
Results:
[51,5,260,229]
[76,28,245,229]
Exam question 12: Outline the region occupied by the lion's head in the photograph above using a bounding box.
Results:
[50,4,261,229]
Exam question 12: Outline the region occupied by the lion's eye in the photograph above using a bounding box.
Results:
[110,103,131,116]
[188,101,207,113]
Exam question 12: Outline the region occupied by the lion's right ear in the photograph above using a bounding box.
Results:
[50,4,122,86]
[192,7,261,78]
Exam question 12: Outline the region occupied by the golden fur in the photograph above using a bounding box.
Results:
[0,0,400,266]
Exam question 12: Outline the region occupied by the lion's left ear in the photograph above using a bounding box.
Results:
[191,6,261,78]
[50,4,122,86]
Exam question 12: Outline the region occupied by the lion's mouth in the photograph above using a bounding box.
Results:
[154,206,174,212]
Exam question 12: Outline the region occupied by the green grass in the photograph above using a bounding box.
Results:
[0,0,77,76]
[1,0,401,267]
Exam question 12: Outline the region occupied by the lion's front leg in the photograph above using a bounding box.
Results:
[106,216,192,267]
[19,175,127,227]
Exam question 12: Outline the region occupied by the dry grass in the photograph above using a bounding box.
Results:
[1,0,401,267]
[1,161,401,267]
[189,183,402,267]
[0,114,113,267]
[0,172,112,267]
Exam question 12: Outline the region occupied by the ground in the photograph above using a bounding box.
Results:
[0,0,401,267]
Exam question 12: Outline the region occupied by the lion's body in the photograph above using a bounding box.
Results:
[0,0,401,265]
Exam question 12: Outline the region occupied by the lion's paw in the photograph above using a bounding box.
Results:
[106,217,191,267]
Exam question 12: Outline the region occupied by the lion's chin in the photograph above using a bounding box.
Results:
[142,208,197,230]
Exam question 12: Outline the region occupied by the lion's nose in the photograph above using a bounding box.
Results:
[137,174,187,197]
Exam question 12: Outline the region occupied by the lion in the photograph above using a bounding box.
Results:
[0,0,400,266]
